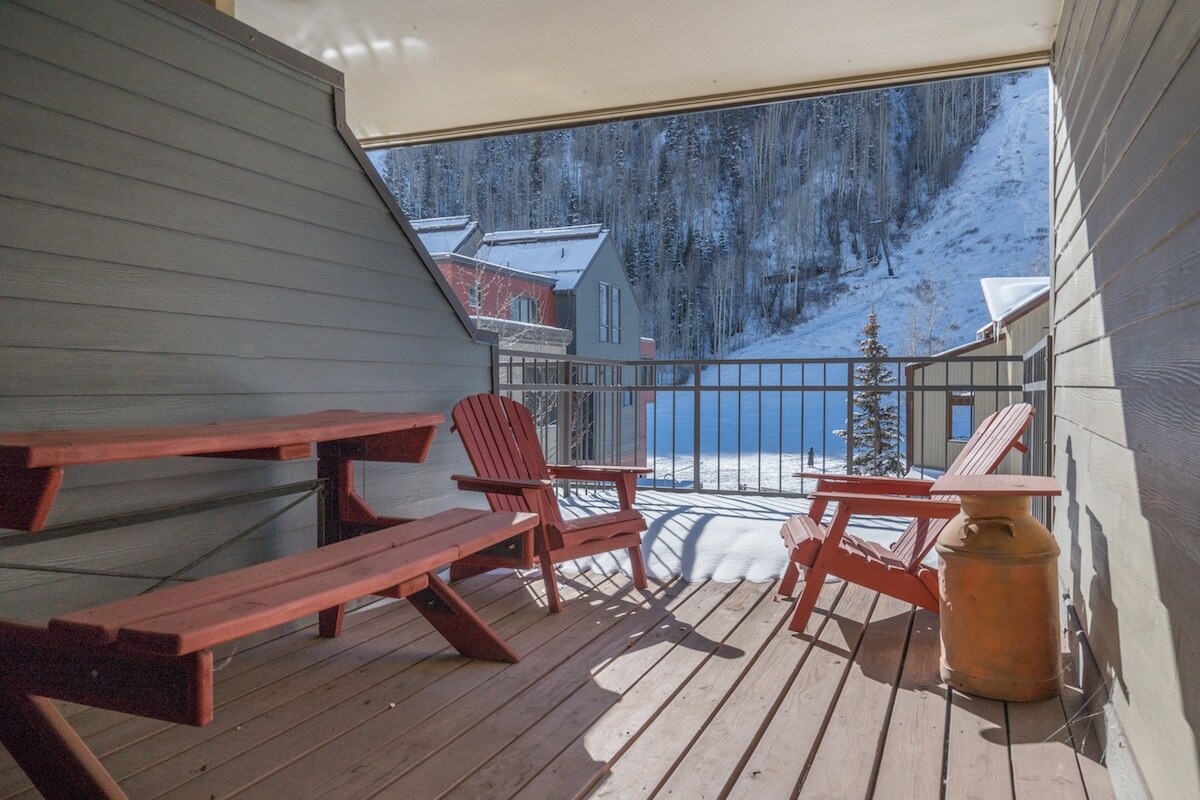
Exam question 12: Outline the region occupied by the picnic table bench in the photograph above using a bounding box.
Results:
[0,411,538,800]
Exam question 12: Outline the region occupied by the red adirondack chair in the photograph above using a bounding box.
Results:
[449,393,650,612]
[779,402,1036,633]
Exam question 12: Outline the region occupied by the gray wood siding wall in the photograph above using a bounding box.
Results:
[567,236,643,360]
[0,0,490,621]
[1051,0,1200,797]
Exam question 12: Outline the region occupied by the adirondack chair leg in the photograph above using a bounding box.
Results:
[407,573,519,663]
[539,556,563,613]
[0,690,128,800]
[779,559,802,599]
[628,545,648,590]
[788,568,829,634]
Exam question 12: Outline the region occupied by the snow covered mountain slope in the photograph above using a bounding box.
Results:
[735,69,1050,359]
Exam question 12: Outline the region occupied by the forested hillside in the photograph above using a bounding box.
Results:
[374,73,1014,359]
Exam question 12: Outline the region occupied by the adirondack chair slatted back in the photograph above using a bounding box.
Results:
[889,402,1035,567]
[452,394,565,527]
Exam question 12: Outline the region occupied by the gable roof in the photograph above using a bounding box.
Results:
[474,224,609,291]
[410,216,480,255]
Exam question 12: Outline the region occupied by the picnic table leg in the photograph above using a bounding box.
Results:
[408,573,520,663]
[0,690,128,800]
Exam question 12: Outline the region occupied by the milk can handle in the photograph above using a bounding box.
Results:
[963,516,1016,537]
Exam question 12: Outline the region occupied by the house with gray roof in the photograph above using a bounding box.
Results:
[474,224,643,361]
[410,215,483,256]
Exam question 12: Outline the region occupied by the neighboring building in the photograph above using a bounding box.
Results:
[474,224,643,361]
[409,215,483,256]
[431,252,568,349]
[475,224,649,465]
[905,277,1050,472]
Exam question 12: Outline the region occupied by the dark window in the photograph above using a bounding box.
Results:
[599,282,621,343]
[511,295,538,323]
[467,282,481,309]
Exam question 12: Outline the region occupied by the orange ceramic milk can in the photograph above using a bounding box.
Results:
[932,475,1063,701]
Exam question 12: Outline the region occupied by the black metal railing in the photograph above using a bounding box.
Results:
[498,349,1034,497]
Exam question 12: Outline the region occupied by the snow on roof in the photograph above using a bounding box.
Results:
[410,216,478,255]
[434,253,558,285]
[475,224,608,290]
[980,277,1050,323]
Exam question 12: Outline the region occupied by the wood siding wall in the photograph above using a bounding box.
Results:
[1051,0,1200,797]
[567,236,643,361]
[0,0,490,620]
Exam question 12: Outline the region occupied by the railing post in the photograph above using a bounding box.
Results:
[693,360,702,491]
[846,361,855,473]
[559,360,573,496]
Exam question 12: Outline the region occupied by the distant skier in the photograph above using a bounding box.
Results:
[807,447,815,467]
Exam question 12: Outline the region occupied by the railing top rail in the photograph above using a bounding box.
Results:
[497,351,1024,367]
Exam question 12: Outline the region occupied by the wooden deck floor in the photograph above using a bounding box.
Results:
[0,571,1113,800]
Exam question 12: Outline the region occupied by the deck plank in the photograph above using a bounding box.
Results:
[0,574,514,798]
[185,572,619,800]
[1008,695,1089,799]
[1060,626,1115,800]
[242,573,685,800]
[403,578,753,800]
[0,573,1116,800]
[586,580,784,799]
[647,583,814,800]
[511,583,771,800]
[945,689,1013,799]
[799,594,913,798]
[120,573,551,799]
[873,607,947,799]
[723,581,875,799]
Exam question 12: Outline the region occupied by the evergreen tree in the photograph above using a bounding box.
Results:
[838,309,904,475]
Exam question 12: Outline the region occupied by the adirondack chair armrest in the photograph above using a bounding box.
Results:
[793,472,935,495]
[451,474,553,496]
[546,465,650,509]
[810,491,962,518]
[546,465,652,479]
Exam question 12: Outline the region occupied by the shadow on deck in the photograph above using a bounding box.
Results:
[0,571,1112,799]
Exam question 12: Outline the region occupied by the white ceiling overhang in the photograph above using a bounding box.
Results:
[235,0,1062,147]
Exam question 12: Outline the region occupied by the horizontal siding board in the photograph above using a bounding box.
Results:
[1055,126,1200,295]
[0,146,425,274]
[0,95,404,244]
[1052,0,1138,193]
[0,253,465,343]
[0,389,488,432]
[0,47,370,204]
[1059,19,1200,235]
[0,297,483,363]
[0,2,343,163]
[1054,0,1174,203]
[1060,0,1117,139]
[1053,214,1200,350]
[1054,302,1200,387]
[1052,386,1200,455]
[0,348,489,397]
[1089,0,1198,184]
[0,209,444,311]
[26,0,332,113]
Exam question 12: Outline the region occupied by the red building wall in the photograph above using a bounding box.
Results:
[436,258,557,326]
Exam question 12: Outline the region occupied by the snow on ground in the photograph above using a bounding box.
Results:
[556,489,910,583]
